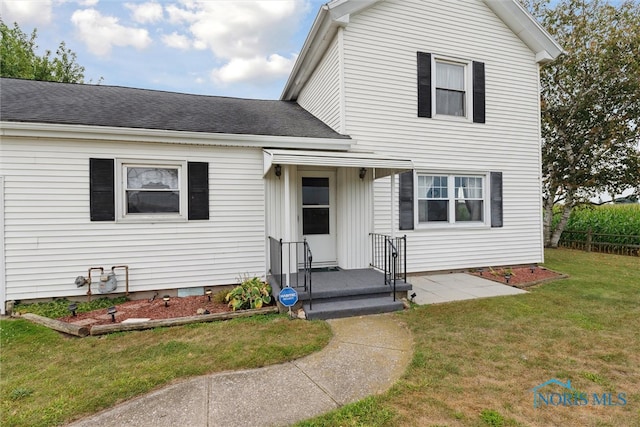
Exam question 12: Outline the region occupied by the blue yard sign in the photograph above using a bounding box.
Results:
[279,287,299,307]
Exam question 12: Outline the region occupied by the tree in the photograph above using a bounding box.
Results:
[0,20,85,83]
[526,0,640,247]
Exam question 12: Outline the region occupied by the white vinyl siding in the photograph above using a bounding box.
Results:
[1,138,265,301]
[341,0,544,270]
[297,32,343,133]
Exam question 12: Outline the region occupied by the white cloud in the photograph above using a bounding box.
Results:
[76,0,98,6]
[71,8,152,56]
[161,31,191,50]
[211,54,297,85]
[125,1,163,24]
[0,0,53,25]
[162,0,310,84]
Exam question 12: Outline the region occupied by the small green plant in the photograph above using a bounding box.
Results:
[480,409,505,427]
[10,387,34,401]
[212,290,228,304]
[225,277,272,311]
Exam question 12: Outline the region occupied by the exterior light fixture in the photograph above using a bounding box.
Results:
[274,164,282,177]
[205,289,212,301]
[68,303,78,317]
[359,168,367,180]
[410,292,417,302]
[530,264,536,273]
[504,273,512,285]
[107,306,117,322]
[163,295,170,307]
[477,268,485,276]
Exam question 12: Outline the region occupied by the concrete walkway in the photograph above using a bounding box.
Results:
[68,314,413,427]
[410,273,526,305]
[67,273,522,427]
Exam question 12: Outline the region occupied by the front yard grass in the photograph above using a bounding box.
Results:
[2,249,638,427]
[0,314,331,427]
[298,249,640,427]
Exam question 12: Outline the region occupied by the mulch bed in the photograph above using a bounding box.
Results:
[470,266,566,288]
[59,295,235,327]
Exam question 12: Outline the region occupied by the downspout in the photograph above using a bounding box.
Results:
[390,173,396,238]
[0,177,6,315]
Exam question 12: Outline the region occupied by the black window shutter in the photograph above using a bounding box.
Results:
[490,172,503,227]
[473,61,486,123]
[89,158,115,221]
[188,162,209,220]
[417,52,432,118]
[399,171,414,230]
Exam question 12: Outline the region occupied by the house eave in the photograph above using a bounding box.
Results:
[280,0,379,101]
[0,121,353,151]
[483,0,564,63]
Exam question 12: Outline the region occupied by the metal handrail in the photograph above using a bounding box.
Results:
[268,236,313,293]
[369,233,407,300]
[388,239,398,301]
[304,240,313,310]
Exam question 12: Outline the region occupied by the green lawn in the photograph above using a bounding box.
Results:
[298,249,640,427]
[0,314,331,427]
[2,249,639,427]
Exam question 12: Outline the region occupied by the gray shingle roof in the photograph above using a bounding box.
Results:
[0,78,349,139]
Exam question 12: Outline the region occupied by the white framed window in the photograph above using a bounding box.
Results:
[116,159,187,221]
[433,57,472,120]
[417,173,487,226]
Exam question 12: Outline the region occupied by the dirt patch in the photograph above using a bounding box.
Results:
[471,266,566,288]
[59,295,235,327]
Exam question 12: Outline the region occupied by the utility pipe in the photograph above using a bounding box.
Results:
[111,265,129,296]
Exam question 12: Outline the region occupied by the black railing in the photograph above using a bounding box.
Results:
[370,233,407,301]
[268,237,313,305]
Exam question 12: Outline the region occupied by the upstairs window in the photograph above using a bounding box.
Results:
[417,52,485,123]
[436,61,466,117]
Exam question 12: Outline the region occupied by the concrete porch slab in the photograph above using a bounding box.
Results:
[410,273,526,305]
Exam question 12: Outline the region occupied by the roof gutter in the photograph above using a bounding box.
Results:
[0,121,353,151]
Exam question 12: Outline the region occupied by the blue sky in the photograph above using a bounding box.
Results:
[1,0,327,99]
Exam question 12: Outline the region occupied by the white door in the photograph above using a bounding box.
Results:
[299,171,336,266]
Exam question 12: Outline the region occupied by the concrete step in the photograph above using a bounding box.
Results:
[303,296,404,320]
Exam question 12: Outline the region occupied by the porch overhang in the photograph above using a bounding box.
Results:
[263,149,414,178]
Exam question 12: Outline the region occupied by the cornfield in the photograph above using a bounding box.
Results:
[558,204,640,256]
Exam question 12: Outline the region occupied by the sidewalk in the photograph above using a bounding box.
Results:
[410,273,526,304]
[67,314,413,427]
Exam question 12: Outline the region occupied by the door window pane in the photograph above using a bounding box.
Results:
[302,177,329,205]
[303,208,329,235]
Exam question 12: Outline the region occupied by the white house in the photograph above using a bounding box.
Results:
[0,0,561,316]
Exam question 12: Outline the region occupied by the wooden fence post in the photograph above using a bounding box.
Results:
[586,228,592,252]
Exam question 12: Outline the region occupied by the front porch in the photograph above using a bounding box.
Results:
[268,235,412,320]
[269,268,412,320]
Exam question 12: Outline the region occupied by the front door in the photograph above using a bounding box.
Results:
[299,171,336,266]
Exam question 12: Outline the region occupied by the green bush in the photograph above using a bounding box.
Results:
[225,277,272,311]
